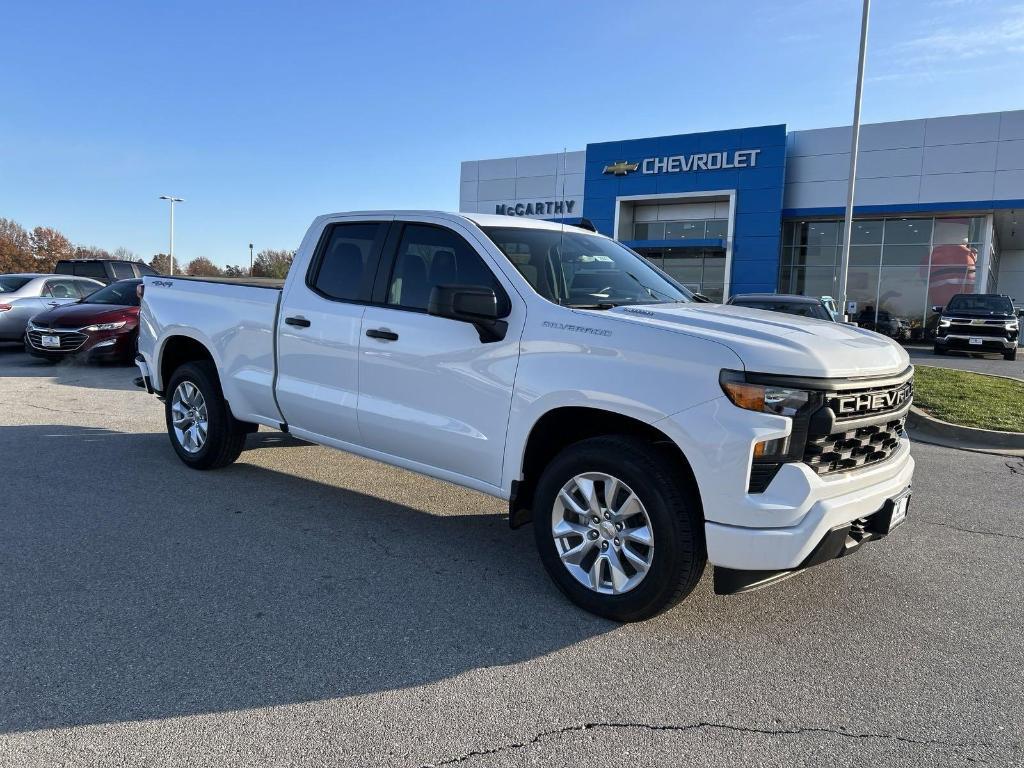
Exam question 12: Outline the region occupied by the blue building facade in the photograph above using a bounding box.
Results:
[461,110,1024,321]
[582,125,787,298]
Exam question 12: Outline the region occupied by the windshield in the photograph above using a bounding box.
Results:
[0,276,32,293]
[482,226,693,308]
[82,280,141,306]
[946,294,1014,314]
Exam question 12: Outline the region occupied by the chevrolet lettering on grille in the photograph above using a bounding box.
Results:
[833,384,912,416]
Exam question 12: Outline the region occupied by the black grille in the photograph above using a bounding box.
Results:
[803,416,906,476]
[27,329,88,352]
[946,322,1006,338]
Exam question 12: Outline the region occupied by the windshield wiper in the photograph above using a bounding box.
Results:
[624,272,675,301]
[565,302,619,310]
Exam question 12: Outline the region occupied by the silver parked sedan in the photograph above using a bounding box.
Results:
[0,274,105,341]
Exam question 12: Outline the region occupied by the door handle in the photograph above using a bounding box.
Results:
[284,316,311,328]
[366,328,398,341]
[48,301,61,307]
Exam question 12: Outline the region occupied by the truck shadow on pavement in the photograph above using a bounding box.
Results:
[0,425,611,734]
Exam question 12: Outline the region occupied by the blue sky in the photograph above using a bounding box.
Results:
[2,0,1022,266]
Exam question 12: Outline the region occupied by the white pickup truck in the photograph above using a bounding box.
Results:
[136,211,914,621]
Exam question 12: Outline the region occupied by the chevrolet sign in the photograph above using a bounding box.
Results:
[602,149,761,176]
[833,383,913,416]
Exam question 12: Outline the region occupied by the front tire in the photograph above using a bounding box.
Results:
[532,435,706,622]
[164,361,249,469]
[933,345,946,356]
[1005,348,1018,361]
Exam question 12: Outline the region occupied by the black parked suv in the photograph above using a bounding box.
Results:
[933,293,1019,360]
[54,259,159,285]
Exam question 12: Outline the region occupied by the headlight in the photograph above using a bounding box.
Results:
[938,317,951,327]
[83,321,127,331]
[1006,320,1019,331]
[720,372,810,417]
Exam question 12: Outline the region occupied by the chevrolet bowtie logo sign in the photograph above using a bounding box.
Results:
[602,160,639,176]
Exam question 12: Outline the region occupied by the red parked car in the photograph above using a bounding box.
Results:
[25,279,142,363]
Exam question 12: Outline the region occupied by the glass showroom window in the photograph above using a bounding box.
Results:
[633,219,727,242]
[646,248,725,301]
[779,215,986,341]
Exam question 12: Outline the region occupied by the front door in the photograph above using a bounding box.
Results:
[356,219,524,488]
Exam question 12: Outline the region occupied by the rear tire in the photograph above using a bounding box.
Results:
[164,361,249,469]
[532,435,706,622]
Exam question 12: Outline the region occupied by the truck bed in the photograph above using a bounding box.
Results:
[154,275,285,290]
[139,275,284,426]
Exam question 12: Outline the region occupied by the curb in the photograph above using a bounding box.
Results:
[906,405,1024,456]
[914,363,1024,384]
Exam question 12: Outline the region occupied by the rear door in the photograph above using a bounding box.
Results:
[356,217,525,488]
[275,218,391,445]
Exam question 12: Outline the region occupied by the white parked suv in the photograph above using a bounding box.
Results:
[135,212,914,621]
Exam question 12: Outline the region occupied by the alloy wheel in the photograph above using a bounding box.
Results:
[551,472,655,595]
[170,381,209,454]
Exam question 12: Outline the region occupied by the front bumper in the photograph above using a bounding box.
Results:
[25,328,136,360]
[704,442,913,571]
[935,334,1016,352]
[656,393,916,574]
[713,488,910,593]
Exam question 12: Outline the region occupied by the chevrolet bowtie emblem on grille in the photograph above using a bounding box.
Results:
[602,160,639,176]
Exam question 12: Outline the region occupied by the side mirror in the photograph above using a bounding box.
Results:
[428,284,510,342]
[931,305,943,313]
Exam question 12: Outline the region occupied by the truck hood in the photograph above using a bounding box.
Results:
[605,303,909,379]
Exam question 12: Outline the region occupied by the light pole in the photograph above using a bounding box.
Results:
[159,195,184,276]
[837,0,871,322]
[249,243,254,275]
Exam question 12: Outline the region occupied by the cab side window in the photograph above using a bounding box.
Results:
[308,222,385,302]
[110,262,136,280]
[387,224,501,311]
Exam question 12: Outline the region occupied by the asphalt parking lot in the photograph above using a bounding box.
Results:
[1,343,1022,767]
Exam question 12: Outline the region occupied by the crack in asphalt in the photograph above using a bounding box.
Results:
[1007,458,1024,476]
[0,401,101,417]
[419,720,999,766]
[916,518,1024,542]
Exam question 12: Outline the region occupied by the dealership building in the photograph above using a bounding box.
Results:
[459,109,1024,334]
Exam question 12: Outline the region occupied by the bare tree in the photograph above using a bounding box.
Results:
[185,257,223,277]
[111,246,139,261]
[73,245,113,260]
[251,249,294,279]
